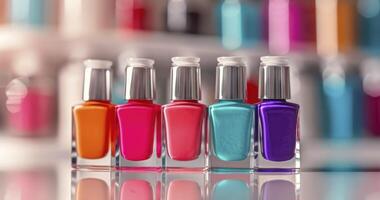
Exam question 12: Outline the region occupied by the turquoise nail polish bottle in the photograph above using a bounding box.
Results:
[209,56,255,172]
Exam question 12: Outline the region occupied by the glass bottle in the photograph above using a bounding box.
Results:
[116,58,161,170]
[162,57,208,171]
[209,56,254,171]
[255,56,300,172]
[72,59,117,169]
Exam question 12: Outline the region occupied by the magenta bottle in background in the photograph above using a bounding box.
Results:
[263,0,316,54]
[116,58,161,170]
[361,58,380,137]
[162,57,208,170]
[5,51,54,137]
[255,56,300,172]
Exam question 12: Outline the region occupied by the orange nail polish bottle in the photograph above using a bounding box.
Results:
[72,59,117,169]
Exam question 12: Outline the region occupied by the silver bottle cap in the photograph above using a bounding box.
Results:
[170,57,201,100]
[83,59,112,101]
[215,56,246,100]
[124,58,156,100]
[259,56,291,99]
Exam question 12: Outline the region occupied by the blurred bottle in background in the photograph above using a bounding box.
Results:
[358,0,380,54]
[116,0,149,31]
[361,58,380,137]
[5,50,55,137]
[320,56,363,140]
[215,0,262,50]
[357,0,380,137]
[164,0,201,34]
[0,0,7,24]
[9,0,58,27]
[263,0,316,54]
[59,0,115,37]
[316,0,362,140]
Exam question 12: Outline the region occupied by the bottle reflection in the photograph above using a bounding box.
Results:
[209,173,252,200]
[76,178,109,200]
[168,180,201,200]
[163,172,205,200]
[2,169,56,200]
[72,171,112,200]
[115,171,160,200]
[255,173,300,200]
[121,179,153,200]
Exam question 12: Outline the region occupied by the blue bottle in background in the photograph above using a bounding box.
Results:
[9,0,47,26]
[320,56,363,140]
[209,56,254,171]
[215,0,261,49]
[358,0,380,54]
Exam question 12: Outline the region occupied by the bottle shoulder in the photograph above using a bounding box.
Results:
[73,101,114,109]
[209,101,254,110]
[163,101,207,109]
[117,102,160,109]
[258,100,299,110]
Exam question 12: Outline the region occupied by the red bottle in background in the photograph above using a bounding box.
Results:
[117,0,147,30]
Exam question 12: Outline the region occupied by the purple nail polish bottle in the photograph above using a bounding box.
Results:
[255,56,300,172]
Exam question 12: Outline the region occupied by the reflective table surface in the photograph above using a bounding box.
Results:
[0,159,379,200]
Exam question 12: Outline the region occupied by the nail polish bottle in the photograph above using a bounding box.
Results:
[209,57,254,171]
[72,59,117,169]
[115,58,161,170]
[163,57,208,170]
[255,56,300,172]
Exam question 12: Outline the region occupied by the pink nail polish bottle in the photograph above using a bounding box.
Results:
[163,57,208,171]
[116,58,161,170]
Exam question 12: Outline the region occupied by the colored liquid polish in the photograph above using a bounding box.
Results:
[216,0,262,49]
[72,60,116,169]
[320,56,362,139]
[209,57,254,171]
[255,56,300,171]
[116,58,161,169]
[163,57,208,170]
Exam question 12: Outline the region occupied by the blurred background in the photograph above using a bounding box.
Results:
[0,0,380,174]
